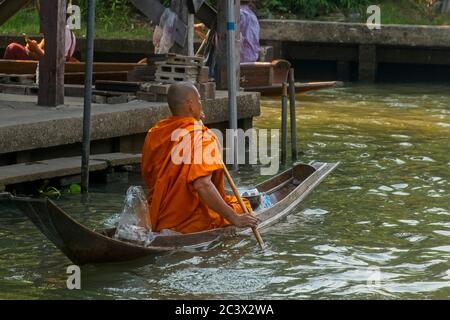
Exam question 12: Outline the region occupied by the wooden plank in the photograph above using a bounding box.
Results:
[127,65,157,82]
[95,80,142,93]
[0,157,107,186]
[0,153,140,186]
[0,60,140,75]
[91,89,135,97]
[67,62,140,73]
[90,153,141,166]
[0,60,40,74]
[64,71,128,85]
[38,0,66,106]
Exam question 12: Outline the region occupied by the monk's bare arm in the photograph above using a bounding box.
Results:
[192,175,258,229]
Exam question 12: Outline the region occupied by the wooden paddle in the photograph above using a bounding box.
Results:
[195,30,211,57]
[222,165,265,249]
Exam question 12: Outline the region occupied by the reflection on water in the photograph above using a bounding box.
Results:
[0,84,449,299]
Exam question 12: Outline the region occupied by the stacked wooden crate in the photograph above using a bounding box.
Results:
[155,55,203,83]
[138,54,216,102]
[89,54,216,104]
[126,54,167,82]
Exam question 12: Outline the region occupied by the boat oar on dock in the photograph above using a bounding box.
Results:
[222,165,265,249]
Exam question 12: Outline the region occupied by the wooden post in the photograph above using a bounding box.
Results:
[288,68,297,162]
[38,0,66,107]
[170,0,190,55]
[281,83,288,165]
[216,0,240,90]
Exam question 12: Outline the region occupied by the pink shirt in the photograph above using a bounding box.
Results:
[65,25,76,59]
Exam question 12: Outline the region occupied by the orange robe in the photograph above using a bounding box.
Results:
[141,116,249,234]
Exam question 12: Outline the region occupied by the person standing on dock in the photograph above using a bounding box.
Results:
[239,0,261,63]
[141,82,259,234]
[194,0,260,66]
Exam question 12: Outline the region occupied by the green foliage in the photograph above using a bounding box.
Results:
[1,0,449,39]
[36,181,81,198]
[67,184,82,194]
[37,181,62,198]
[77,0,131,32]
[264,0,371,18]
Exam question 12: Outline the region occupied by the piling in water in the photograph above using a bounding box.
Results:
[281,82,288,165]
[288,68,298,162]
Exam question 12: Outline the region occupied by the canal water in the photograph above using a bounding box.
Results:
[0,84,449,299]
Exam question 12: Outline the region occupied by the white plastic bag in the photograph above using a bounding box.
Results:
[114,186,154,245]
[153,8,177,54]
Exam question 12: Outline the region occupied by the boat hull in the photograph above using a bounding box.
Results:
[244,82,337,96]
[4,162,338,265]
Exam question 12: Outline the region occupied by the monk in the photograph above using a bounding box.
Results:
[141,82,259,234]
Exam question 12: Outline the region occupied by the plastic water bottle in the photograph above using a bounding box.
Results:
[260,193,273,209]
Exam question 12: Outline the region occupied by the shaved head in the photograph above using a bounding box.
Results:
[167,82,199,116]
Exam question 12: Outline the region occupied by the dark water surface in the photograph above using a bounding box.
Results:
[0,84,449,299]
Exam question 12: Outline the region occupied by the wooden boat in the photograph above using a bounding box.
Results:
[240,60,338,96]
[244,81,338,96]
[1,162,338,265]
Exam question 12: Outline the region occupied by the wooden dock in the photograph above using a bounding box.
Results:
[0,153,141,191]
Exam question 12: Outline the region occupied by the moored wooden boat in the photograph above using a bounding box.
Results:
[244,81,338,96]
[240,60,338,96]
[1,161,338,265]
